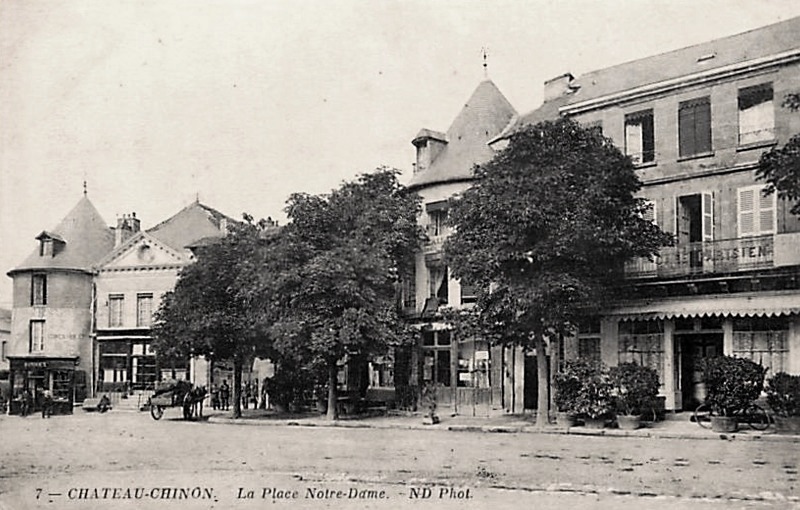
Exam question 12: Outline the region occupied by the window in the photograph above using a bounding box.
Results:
[136,293,153,327]
[577,319,601,363]
[428,265,448,305]
[678,97,712,157]
[109,294,124,327]
[618,320,665,385]
[29,320,44,352]
[428,210,448,238]
[40,239,53,257]
[625,109,655,164]
[737,185,775,237]
[401,276,416,309]
[422,330,451,387]
[31,274,47,306]
[738,83,774,145]
[460,280,478,305]
[733,317,788,375]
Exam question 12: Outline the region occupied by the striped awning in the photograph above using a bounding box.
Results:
[606,293,800,321]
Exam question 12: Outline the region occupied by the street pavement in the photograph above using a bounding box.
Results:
[0,409,798,510]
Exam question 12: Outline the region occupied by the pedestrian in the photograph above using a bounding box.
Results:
[243,383,251,410]
[19,389,32,417]
[211,384,219,410]
[220,380,230,411]
[41,388,53,419]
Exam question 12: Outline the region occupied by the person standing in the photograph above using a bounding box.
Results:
[41,388,53,419]
[210,384,219,410]
[220,380,230,411]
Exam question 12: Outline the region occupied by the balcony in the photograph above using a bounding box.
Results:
[625,233,800,279]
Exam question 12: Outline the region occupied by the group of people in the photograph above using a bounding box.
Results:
[14,387,53,418]
[210,380,259,410]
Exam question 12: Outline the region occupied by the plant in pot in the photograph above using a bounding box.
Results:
[608,362,660,430]
[553,360,597,427]
[702,355,767,433]
[573,362,613,429]
[766,372,800,433]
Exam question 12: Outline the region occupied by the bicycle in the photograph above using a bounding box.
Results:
[693,402,770,430]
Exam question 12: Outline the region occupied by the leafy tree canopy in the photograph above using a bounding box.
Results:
[446,118,671,337]
[757,92,800,215]
[270,167,424,418]
[444,118,672,426]
[151,216,283,417]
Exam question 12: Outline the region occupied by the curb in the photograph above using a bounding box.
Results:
[206,416,800,442]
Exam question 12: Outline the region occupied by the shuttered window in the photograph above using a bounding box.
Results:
[678,97,712,157]
[625,110,655,164]
[737,185,775,237]
[738,83,774,145]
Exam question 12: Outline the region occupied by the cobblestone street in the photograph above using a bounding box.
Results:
[1,411,798,509]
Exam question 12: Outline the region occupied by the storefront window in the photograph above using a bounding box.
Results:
[618,320,665,385]
[733,317,788,375]
[457,339,490,388]
[422,330,451,386]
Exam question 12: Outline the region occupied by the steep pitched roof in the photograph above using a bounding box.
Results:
[409,80,517,189]
[147,201,237,252]
[10,196,115,274]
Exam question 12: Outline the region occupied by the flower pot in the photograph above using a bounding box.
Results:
[710,415,738,433]
[616,414,641,430]
[556,411,578,428]
[773,416,800,434]
[583,417,606,429]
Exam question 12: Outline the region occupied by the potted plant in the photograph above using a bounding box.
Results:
[553,360,597,427]
[608,362,660,430]
[573,362,613,428]
[766,372,800,433]
[702,355,767,433]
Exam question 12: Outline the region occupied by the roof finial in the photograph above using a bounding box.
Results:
[482,46,489,79]
[195,192,200,204]
[83,180,88,196]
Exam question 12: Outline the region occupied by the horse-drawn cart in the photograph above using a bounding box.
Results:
[147,381,206,420]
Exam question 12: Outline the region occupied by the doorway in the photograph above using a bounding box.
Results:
[524,354,550,410]
[678,333,723,410]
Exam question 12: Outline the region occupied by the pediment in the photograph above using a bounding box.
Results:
[100,233,187,269]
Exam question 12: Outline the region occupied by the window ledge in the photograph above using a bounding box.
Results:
[677,151,715,163]
[634,161,658,170]
[736,139,777,152]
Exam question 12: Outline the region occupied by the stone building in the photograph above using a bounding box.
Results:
[404,15,800,415]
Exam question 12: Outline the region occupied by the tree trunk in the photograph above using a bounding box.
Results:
[232,360,243,419]
[534,332,549,428]
[326,360,339,421]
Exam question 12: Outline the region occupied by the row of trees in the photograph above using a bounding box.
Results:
[151,111,799,425]
[152,168,424,419]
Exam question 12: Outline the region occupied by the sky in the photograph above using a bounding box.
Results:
[2,0,800,308]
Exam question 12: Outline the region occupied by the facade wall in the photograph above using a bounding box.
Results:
[564,59,800,411]
[95,268,179,330]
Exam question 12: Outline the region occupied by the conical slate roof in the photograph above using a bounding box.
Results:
[10,196,115,274]
[409,80,517,189]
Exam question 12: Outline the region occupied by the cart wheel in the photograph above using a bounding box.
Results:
[183,403,194,420]
[150,405,164,420]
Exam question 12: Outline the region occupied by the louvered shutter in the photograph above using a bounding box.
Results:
[738,187,755,237]
[702,192,714,241]
[679,105,695,157]
[758,188,776,235]
[695,100,712,154]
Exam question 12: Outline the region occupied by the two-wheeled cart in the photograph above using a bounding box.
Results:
[148,382,205,420]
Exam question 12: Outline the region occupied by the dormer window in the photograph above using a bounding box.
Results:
[41,239,53,257]
[36,231,65,257]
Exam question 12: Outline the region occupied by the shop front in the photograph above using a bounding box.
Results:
[605,293,800,412]
[7,356,83,415]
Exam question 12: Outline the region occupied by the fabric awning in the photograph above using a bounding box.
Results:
[606,293,800,321]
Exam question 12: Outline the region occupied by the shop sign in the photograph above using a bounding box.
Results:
[23,361,48,369]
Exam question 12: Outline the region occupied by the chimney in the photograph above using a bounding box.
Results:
[543,73,575,102]
[114,213,140,247]
[412,129,447,174]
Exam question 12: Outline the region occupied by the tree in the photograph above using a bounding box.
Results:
[152,217,281,419]
[272,168,423,420]
[757,92,800,215]
[444,118,672,427]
